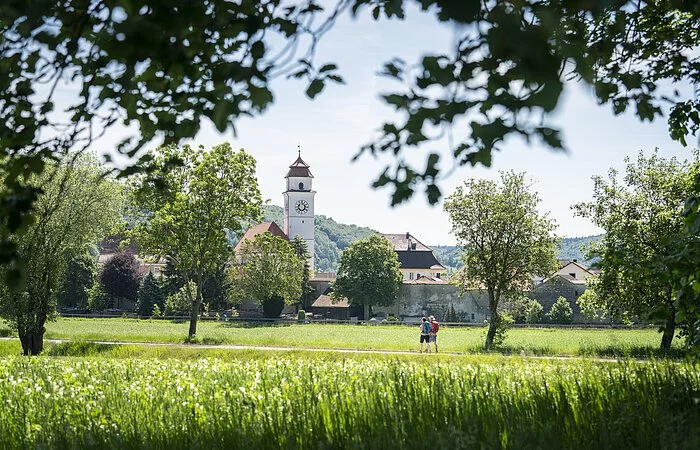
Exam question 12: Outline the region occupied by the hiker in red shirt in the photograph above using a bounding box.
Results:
[429,315,440,353]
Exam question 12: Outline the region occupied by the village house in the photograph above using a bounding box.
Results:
[529,259,598,322]
[380,232,447,281]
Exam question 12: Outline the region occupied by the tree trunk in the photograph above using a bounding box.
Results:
[485,290,498,350]
[19,328,45,356]
[660,306,676,351]
[187,275,203,339]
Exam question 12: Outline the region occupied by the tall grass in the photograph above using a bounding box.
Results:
[0,356,697,449]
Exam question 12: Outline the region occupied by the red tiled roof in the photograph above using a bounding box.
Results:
[311,294,350,308]
[233,221,288,254]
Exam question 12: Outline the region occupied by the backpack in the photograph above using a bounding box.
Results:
[422,322,431,334]
[431,321,440,333]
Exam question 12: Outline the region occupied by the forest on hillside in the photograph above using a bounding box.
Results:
[263,205,374,272]
[262,205,600,272]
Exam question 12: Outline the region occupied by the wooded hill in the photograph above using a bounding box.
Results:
[262,205,601,272]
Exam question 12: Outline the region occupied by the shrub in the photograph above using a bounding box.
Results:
[151,304,163,318]
[57,252,96,308]
[524,299,544,324]
[547,296,574,324]
[445,304,458,322]
[136,272,165,318]
[87,282,111,312]
[492,312,514,347]
[262,296,285,318]
[164,282,195,317]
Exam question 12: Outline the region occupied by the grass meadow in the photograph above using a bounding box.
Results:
[0,317,682,357]
[0,352,697,449]
[0,320,696,449]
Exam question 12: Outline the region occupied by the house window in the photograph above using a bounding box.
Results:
[574,290,579,296]
[569,272,576,278]
[416,274,421,279]
[409,273,414,280]
[299,182,304,190]
[436,273,441,279]
[471,313,475,321]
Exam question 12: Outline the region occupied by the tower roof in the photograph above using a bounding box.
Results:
[285,151,314,178]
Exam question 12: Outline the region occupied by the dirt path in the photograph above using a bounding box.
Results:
[0,337,642,363]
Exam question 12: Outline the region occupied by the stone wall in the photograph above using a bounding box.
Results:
[529,277,594,323]
[373,284,490,322]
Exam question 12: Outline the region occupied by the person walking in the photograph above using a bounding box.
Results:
[420,317,431,353]
[429,315,440,353]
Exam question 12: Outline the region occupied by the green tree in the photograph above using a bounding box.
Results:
[228,232,304,318]
[524,300,544,325]
[290,235,315,309]
[444,171,558,349]
[671,173,700,355]
[136,272,165,318]
[574,151,700,350]
[547,297,574,324]
[0,1,347,277]
[504,295,544,325]
[57,252,97,309]
[164,282,196,317]
[99,252,141,309]
[331,234,403,318]
[354,1,700,204]
[87,282,112,312]
[130,142,262,337]
[0,153,122,354]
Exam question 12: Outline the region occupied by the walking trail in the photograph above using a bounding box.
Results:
[0,337,643,363]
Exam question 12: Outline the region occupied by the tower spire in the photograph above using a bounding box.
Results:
[297,142,301,157]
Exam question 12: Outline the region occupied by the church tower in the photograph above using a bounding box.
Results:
[283,149,315,272]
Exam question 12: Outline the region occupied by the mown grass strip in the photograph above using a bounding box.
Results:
[0,318,683,358]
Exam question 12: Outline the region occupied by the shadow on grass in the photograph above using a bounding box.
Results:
[463,345,557,357]
[183,336,226,345]
[578,345,687,359]
[216,321,292,329]
[0,328,13,337]
[46,341,119,357]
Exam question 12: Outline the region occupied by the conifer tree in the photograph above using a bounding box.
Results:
[136,272,165,318]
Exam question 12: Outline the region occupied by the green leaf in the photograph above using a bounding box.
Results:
[305,79,325,99]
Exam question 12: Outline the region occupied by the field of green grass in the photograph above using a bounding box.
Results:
[0,317,681,357]
[0,352,697,449]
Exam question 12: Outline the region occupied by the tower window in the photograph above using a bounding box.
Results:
[299,182,304,190]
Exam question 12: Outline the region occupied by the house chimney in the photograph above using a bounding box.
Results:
[411,243,416,250]
[405,232,410,239]
[573,259,577,263]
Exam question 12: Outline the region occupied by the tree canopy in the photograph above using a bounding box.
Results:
[99,252,141,308]
[130,142,262,337]
[574,150,700,350]
[229,231,304,318]
[444,171,558,349]
[2,1,698,281]
[331,234,403,317]
[0,153,122,354]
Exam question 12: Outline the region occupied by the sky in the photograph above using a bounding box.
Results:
[75,3,696,246]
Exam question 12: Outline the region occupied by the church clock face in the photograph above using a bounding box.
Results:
[295,200,309,214]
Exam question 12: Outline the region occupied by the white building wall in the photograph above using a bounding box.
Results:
[283,190,315,272]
